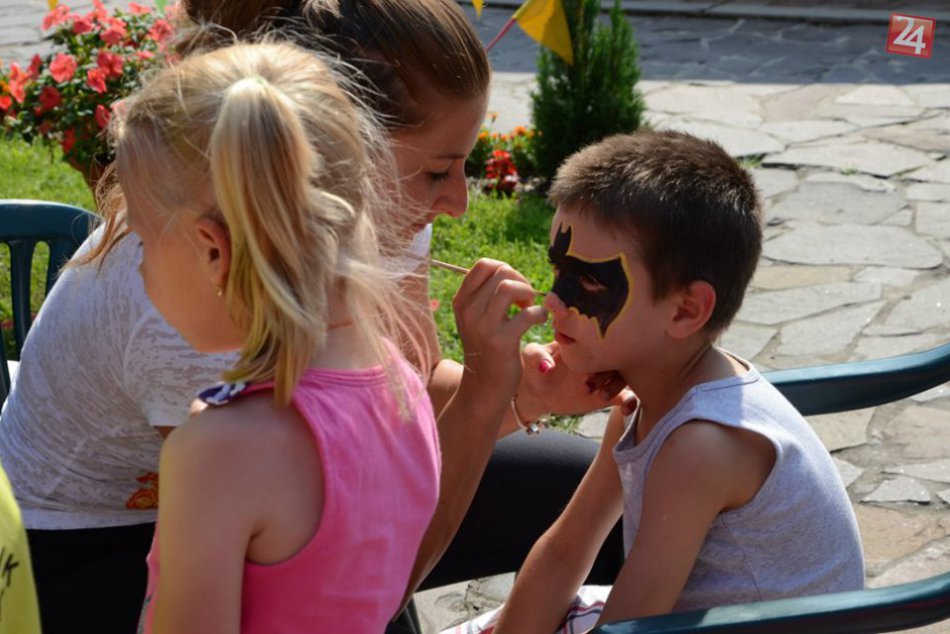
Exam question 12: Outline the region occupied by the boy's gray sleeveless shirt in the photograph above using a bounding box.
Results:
[613,361,864,611]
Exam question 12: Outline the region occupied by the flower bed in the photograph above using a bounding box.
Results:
[0,1,177,186]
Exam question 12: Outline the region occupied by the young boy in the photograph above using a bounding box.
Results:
[494,130,864,632]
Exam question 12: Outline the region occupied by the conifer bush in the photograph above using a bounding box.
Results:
[531,0,645,181]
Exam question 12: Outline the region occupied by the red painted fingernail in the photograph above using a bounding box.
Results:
[539,359,554,374]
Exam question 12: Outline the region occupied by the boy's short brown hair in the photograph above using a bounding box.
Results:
[549,130,762,335]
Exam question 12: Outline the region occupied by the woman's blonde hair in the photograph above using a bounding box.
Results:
[97,40,428,404]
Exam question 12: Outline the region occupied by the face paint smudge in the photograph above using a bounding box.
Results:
[548,223,634,338]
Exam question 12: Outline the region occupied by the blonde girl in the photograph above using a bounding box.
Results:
[116,40,440,632]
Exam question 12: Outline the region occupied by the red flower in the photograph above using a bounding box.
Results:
[128,2,152,15]
[7,64,28,103]
[41,5,71,30]
[61,128,76,154]
[135,50,155,61]
[38,120,52,137]
[48,53,78,82]
[0,94,12,112]
[27,55,42,79]
[97,50,124,79]
[72,15,94,35]
[91,0,108,22]
[94,104,111,129]
[86,67,107,93]
[37,85,62,112]
[100,17,128,45]
[148,19,174,47]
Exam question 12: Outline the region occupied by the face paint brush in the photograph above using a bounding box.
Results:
[429,259,547,297]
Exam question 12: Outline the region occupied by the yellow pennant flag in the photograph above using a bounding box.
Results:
[514,0,573,65]
[47,0,57,9]
[472,0,483,17]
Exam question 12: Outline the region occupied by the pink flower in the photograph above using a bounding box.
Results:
[100,17,128,45]
[38,85,62,112]
[135,50,155,61]
[61,128,76,154]
[95,104,111,129]
[48,53,78,83]
[128,2,152,15]
[28,55,43,79]
[86,67,107,93]
[97,50,124,79]
[72,14,95,35]
[7,64,28,103]
[41,5,71,31]
[147,19,174,46]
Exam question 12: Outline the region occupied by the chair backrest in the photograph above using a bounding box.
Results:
[0,199,97,402]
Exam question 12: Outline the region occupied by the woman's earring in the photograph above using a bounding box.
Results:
[214,284,224,297]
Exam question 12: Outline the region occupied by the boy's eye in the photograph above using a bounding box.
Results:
[579,274,606,292]
[428,171,449,182]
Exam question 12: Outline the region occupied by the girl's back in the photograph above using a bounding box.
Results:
[144,355,438,633]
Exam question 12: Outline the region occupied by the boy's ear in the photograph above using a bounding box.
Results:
[667,280,716,340]
[193,217,231,290]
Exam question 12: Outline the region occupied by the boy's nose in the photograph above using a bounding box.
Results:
[543,291,567,314]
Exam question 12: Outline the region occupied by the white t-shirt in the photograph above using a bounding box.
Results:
[0,223,433,531]
[0,231,235,529]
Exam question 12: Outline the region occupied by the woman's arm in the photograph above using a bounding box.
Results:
[403,259,548,602]
[493,407,626,632]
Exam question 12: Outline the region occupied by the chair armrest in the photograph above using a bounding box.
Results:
[765,342,950,416]
[592,571,950,634]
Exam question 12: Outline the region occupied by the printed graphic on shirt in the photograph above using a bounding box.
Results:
[125,471,159,510]
[0,545,21,623]
[548,223,634,338]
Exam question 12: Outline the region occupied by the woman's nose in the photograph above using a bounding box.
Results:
[435,169,469,218]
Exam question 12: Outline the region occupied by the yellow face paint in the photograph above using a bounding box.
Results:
[548,222,635,339]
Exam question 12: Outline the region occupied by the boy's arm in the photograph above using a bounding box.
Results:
[596,420,775,624]
[494,407,627,633]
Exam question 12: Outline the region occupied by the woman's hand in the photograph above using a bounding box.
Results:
[452,259,548,405]
[515,341,636,426]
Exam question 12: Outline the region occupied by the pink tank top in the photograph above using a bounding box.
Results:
[142,359,440,633]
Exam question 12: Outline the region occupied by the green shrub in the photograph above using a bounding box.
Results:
[531,0,645,181]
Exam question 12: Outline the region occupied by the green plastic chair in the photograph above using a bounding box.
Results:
[0,199,96,402]
[590,342,950,633]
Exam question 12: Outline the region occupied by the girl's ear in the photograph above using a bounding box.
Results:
[667,280,716,340]
[193,217,231,290]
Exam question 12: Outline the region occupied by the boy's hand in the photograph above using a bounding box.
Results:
[517,341,633,422]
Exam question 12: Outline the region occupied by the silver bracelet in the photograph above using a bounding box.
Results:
[511,395,541,435]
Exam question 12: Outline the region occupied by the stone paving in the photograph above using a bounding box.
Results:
[2,1,949,632]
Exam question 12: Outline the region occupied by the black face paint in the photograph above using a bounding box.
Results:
[548,223,633,338]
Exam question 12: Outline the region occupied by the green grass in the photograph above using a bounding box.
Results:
[430,190,555,364]
[0,139,96,358]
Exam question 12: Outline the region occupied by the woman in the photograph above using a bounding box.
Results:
[0,2,622,632]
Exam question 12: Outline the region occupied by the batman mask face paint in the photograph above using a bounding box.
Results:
[548,222,634,338]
